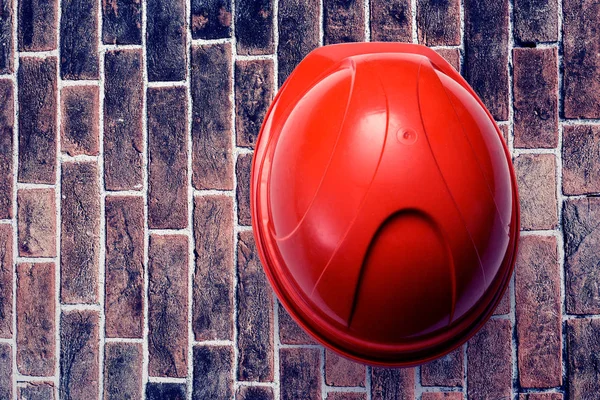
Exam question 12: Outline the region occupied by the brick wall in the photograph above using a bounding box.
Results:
[0,0,598,399]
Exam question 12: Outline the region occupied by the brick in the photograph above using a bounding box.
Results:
[0,225,12,338]
[417,0,460,46]
[0,80,13,219]
[18,0,57,51]
[193,195,234,340]
[192,346,234,400]
[0,0,13,73]
[61,162,100,304]
[519,394,563,400]
[17,383,55,400]
[369,0,412,43]
[467,319,512,400]
[277,0,320,85]
[191,0,232,39]
[147,383,187,400]
[235,59,274,148]
[236,154,251,226]
[421,347,463,387]
[60,85,100,156]
[280,348,321,400]
[513,48,558,149]
[148,235,188,378]
[499,124,509,144]
[325,349,365,387]
[237,231,273,382]
[236,386,274,400]
[105,196,144,338]
[562,125,600,195]
[421,394,463,400]
[104,342,142,400]
[191,44,233,190]
[514,154,558,230]
[513,0,558,43]
[104,49,144,191]
[327,394,367,400]
[464,0,509,121]
[435,48,460,72]
[102,0,142,45]
[235,0,274,55]
[59,311,99,400]
[16,263,55,376]
[324,0,365,44]
[278,301,315,345]
[147,0,186,82]
[0,344,11,400]
[563,0,600,118]
[563,197,600,314]
[371,368,414,400]
[17,189,56,257]
[567,318,600,399]
[60,0,98,79]
[17,57,57,184]
[494,286,510,315]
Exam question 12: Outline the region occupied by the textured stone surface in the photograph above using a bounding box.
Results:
[146,383,187,400]
[371,367,415,400]
[562,125,600,195]
[18,0,57,51]
[324,0,365,44]
[104,342,142,400]
[0,80,13,219]
[236,154,251,226]
[60,0,99,79]
[369,0,412,42]
[567,318,600,399]
[147,0,186,82]
[417,0,460,46]
[0,225,12,338]
[17,383,55,400]
[278,302,316,345]
[435,48,460,72]
[327,394,367,400]
[193,346,234,400]
[17,189,56,257]
[102,0,142,44]
[325,349,366,387]
[421,347,463,387]
[236,386,274,400]
[61,85,100,156]
[0,0,13,74]
[513,0,558,44]
[235,0,273,55]
[0,344,11,400]
[191,0,232,39]
[280,348,321,400]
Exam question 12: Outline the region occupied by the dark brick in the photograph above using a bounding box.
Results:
[191,0,231,39]
[327,394,367,400]
[464,0,509,121]
[513,0,558,44]
[192,346,234,400]
[60,85,100,156]
[563,197,600,314]
[193,195,234,340]
[17,383,55,400]
[567,318,600,399]
[59,311,99,400]
[17,189,56,257]
[519,393,563,400]
[435,48,460,72]
[60,0,98,79]
[369,0,412,42]
[280,347,321,400]
[421,347,463,387]
[147,0,186,82]
[562,125,600,195]
[0,0,13,74]
[325,349,365,387]
[371,368,415,400]
[0,344,11,400]
[495,286,510,315]
[146,383,187,400]
[148,234,188,378]
[104,342,142,400]
[235,0,274,55]
[235,59,274,148]
[0,80,13,219]
[191,44,233,190]
[105,196,144,338]
[147,87,188,229]
[324,0,365,44]
[61,162,100,304]
[236,154,251,226]
[102,0,142,45]
[421,394,463,400]
[417,0,460,46]
[18,0,57,51]
[236,386,274,400]
[0,225,12,338]
[467,319,512,400]
[513,48,558,149]
[104,49,144,191]
[17,57,57,184]
[278,302,315,345]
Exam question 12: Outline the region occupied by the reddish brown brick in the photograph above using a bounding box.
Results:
[278,302,316,345]
[147,383,187,400]
[191,0,232,39]
[513,48,558,149]
[60,86,100,156]
[192,345,234,400]
[147,0,187,82]
[191,44,233,190]
[325,349,365,387]
[17,383,55,399]
[17,189,56,257]
[0,344,12,399]
[60,0,99,79]
[193,195,234,341]
[105,196,144,338]
[236,386,274,400]
[371,367,415,400]
[435,48,460,72]
[422,394,463,400]
[147,87,188,229]
[0,0,13,74]
[494,287,510,315]
[513,0,558,44]
[519,394,563,400]
[102,0,142,45]
[327,394,367,400]
[499,124,509,144]
[0,80,14,219]
[18,57,57,184]
[514,154,558,230]
[18,0,58,51]
[0,225,12,338]
[567,318,600,399]
[562,125,600,195]
[421,347,463,387]
[280,348,321,400]
[235,0,274,55]
[324,0,365,44]
[370,0,412,42]
[417,0,460,45]
[236,154,251,226]
[467,319,512,400]
[16,263,55,376]
[104,342,142,400]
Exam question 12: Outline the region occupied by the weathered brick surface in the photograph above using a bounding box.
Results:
[236,386,274,400]
[192,346,234,400]
[147,383,187,400]
[562,125,600,195]
[371,367,415,400]
[417,0,460,46]
[324,0,365,44]
[567,318,600,399]
[17,189,56,257]
[61,85,100,156]
[60,0,98,79]
[147,0,186,82]
[435,48,460,72]
[278,302,316,345]
[236,154,251,226]
[0,344,11,400]
[18,0,57,51]
[147,87,188,229]
[280,348,321,400]
[235,0,274,55]
[191,0,232,39]
[102,0,142,45]
[104,342,142,400]
[0,0,13,74]
[421,347,463,387]
[327,394,367,400]
[519,394,563,400]
[421,393,463,400]
[369,0,412,42]
[17,383,55,400]
[0,225,12,338]
[148,234,188,378]
[0,80,13,219]
[513,0,558,44]
[494,287,510,315]
[325,349,365,387]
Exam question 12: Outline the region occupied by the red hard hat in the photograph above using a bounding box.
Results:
[251,43,520,366]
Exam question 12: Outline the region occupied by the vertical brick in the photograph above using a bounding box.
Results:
[193,195,234,340]
[235,59,274,148]
[236,154,251,226]
[148,235,188,378]
[236,386,274,400]
[567,318,600,399]
[421,394,464,400]
[191,0,231,39]
[0,0,13,74]
[16,263,56,376]
[146,383,187,400]
[464,0,509,121]
[192,346,234,400]
[61,162,100,304]
[18,0,57,51]
[237,231,273,382]
[0,80,13,219]
[147,0,186,82]
[17,189,56,257]
[191,44,233,190]
[147,87,188,229]
[519,394,563,400]
[235,0,274,55]
[104,342,143,400]
[60,0,98,79]
[17,57,57,184]
[327,394,367,400]
[102,0,142,45]
[513,48,558,149]
[0,344,11,400]
[435,48,460,72]
[563,197,600,314]
[60,85,100,156]
[371,368,415,400]
[325,349,366,387]
[494,287,510,315]
[514,0,558,43]
[105,196,144,338]
[59,310,99,400]
[324,0,365,44]
[17,383,55,400]
[562,125,600,195]
[563,0,600,118]
[417,0,460,46]
[104,49,144,191]
[369,0,412,43]
[277,0,320,85]
[278,302,316,345]
[0,225,12,338]
[421,347,463,387]
[280,348,321,400]
[467,319,512,400]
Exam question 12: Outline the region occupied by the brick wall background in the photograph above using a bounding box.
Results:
[0,0,598,399]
